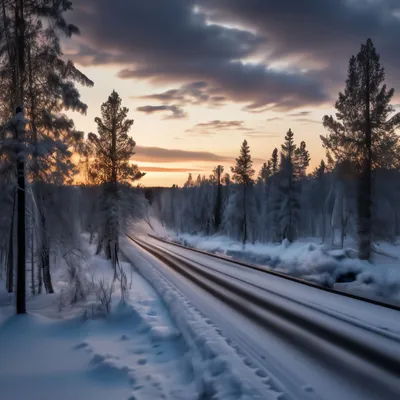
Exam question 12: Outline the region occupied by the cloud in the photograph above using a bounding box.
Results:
[139,166,203,173]
[186,120,252,135]
[266,117,282,122]
[134,146,232,163]
[137,81,227,108]
[287,111,311,117]
[68,0,328,111]
[293,118,321,125]
[136,105,187,119]
[202,0,400,91]
[68,0,399,112]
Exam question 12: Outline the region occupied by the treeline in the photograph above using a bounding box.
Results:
[151,39,400,261]
[0,2,145,314]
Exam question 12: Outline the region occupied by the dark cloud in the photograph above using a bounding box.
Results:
[68,0,400,112]
[134,146,232,163]
[137,81,227,108]
[120,61,327,112]
[68,0,328,111]
[201,0,400,91]
[266,117,282,122]
[136,105,187,119]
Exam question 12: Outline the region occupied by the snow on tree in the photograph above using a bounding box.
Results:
[88,91,144,270]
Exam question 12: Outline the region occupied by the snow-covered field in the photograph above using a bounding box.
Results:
[133,217,400,305]
[0,239,200,400]
[0,233,282,400]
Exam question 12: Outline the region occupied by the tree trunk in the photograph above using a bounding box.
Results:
[15,0,27,314]
[7,192,16,292]
[37,252,43,294]
[358,48,372,261]
[214,170,222,232]
[96,236,103,255]
[42,244,54,294]
[39,206,53,293]
[288,164,293,243]
[243,184,247,246]
[30,223,35,295]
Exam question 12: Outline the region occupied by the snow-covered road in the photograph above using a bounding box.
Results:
[122,234,400,400]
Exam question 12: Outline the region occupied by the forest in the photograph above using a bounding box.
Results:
[0,1,399,316]
[150,39,400,261]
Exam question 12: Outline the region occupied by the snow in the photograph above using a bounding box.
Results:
[0,238,200,400]
[121,235,400,400]
[120,236,283,400]
[160,232,400,304]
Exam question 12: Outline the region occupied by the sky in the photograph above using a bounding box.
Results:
[64,0,400,187]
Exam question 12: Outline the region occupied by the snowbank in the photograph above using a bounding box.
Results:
[168,233,400,305]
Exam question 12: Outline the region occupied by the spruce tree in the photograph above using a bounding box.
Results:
[257,162,271,184]
[295,141,311,177]
[213,165,224,231]
[321,39,400,260]
[270,148,279,175]
[88,91,144,267]
[231,140,255,245]
[279,129,299,242]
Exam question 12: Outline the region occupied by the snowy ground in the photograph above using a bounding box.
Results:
[132,217,400,305]
[121,235,400,400]
[0,239,200,400]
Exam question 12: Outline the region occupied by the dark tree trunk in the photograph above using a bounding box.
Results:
[358,49,372,261]
[31,225,35,295]
[243,184,247,246]
[37,253,42,294]
[7,192,16,293]
[214,169,222,232]
[15,0,27,314]
[42,245,53,294]
[96,235,103,255]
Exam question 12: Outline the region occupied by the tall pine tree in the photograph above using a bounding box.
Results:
[231,140,255,245]
[321,39,400,260]
[88,91,144,268]
[279,129,299,242]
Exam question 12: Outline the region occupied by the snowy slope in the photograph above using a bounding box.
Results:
[0,241,200,400]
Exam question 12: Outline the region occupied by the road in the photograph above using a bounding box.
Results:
[122,234,400,400]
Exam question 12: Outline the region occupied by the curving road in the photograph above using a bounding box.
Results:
[123,234,400,400]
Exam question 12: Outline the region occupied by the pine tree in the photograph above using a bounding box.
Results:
[231,140,255,245]
[321,39,400,260]
[257,162,271,184]
[0,0,92,311]
[184,173,194,188]
[295,141,310,177]
[88,91,144,268]
[279,129,299,242]
[312,160,328,242]
[270,148,279,175]
[213,165,224,231]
